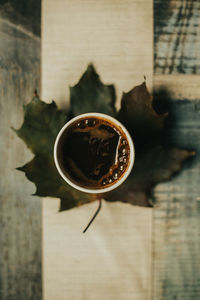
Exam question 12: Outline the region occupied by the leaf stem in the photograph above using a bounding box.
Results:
[83,199,102,233]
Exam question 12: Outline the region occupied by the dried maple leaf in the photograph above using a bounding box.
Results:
[70,64,116,117]
[14,95,95,211]
[104,82,194,207]
[14,65,194,213]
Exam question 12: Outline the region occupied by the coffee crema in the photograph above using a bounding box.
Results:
[57,116,130,190]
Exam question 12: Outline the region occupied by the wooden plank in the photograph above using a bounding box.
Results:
[154,74,200,100]
[154,0,200,74]
[42,0,153,299]
[0,2,42,299]
[152,98,200,299]
[154,0,200,298]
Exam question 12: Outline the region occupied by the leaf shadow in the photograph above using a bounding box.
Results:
[153,85,197,172]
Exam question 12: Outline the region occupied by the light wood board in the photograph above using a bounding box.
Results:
[42,1,153,299]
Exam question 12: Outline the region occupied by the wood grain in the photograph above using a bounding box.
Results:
[154,0,200,74]
[42,0,153,299]
[153,0,200,298]
[42,0,153,109]
[0,3,41,299]
[2,1,198,299]
[152,99,200,299]
[154,74,200,100]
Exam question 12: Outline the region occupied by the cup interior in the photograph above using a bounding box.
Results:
[54,113,135,194]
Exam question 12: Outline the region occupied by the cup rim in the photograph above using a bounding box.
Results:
[54,112,135,194]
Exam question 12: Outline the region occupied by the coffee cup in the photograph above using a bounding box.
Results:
[54,113,135,194]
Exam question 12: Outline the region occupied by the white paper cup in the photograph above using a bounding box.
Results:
[54,113,135,194]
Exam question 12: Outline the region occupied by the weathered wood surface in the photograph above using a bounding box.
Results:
[0,2,41,299]
[154,74,200,100]
[1,1,199,299]
[153,98,200,299]
[154,0,200,74]
[42,1,153,299]
[154,0,200,299]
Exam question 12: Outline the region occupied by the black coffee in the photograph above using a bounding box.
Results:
[57,116,130,189]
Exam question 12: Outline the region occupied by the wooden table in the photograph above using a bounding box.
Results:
[1,0,200,299]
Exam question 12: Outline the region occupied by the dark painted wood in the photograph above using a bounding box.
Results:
[0,1,41,299]
[154,0,200,74]
[0,0,40,36]
[153,100,200,299]
[154,0,200,298]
